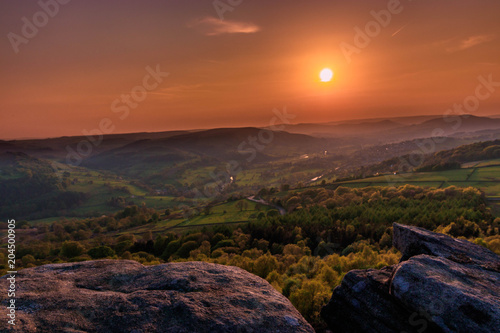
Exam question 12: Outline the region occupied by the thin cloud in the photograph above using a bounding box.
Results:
[391,24,408,37]
[151,84,206,99]
[445,34,495,52]
[188,16,260,36]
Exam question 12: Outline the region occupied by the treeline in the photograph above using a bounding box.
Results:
[358,139,500,176]
[415,161,461,172]
[2,186,500,331]
[421,140,500,169]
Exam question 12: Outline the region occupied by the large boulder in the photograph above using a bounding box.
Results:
[393,222,499,270]
[322,223,500,333]
[0,260,314,333]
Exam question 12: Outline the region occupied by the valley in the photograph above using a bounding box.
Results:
[1,114,500,331]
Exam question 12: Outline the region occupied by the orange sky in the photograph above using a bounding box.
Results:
[1,0,500,139]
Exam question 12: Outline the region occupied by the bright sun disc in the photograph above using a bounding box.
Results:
[320,68,333,82]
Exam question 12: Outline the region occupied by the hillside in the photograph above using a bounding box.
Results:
[0,152,87,220]
[83,127,335,171]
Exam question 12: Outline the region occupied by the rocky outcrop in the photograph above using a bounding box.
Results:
[0,260,314,333]
[321,223,500,333]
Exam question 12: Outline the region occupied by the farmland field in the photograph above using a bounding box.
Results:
[333,163,500,201]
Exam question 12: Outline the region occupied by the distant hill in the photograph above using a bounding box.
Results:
[398,114,500,137]
[0,130,192,160]
[281,114,500,145]
[277,119,403,138]
[82,127,336,176]
[2,114,499,160]
[322,115,439,126]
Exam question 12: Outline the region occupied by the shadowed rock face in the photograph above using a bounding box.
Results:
[321,223,500,333]
[0,260,314,333]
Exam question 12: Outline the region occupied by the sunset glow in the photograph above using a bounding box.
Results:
[1,1,500,139]
[320,68,334,82]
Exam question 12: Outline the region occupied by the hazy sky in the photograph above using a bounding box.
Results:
[1,0,500,139]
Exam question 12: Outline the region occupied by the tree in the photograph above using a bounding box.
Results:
[379,232,392,248]
[88,246,115,259]
[61,241,85,258]
[267,209,280,218]
[161,240,182,260]
[21,254,36,266]
[142,231,153,242]
[175,241,199,258]
[204,205,212,215]
[258,188,269,197]
[151,212,160,222]
[253,254,278,278]
[280,184,290,192]
[289,280,331,326]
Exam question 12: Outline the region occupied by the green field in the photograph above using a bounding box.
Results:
[469,166,500,181]
[333,163,500,200]
[116,199,271,237]
[187,200,269,225]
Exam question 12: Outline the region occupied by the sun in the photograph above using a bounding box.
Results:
[319,68,333,82]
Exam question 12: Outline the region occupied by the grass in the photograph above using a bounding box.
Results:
[469,166,500,181]
[179,200,270,226]
[180,166,217,185]
[371,181,444,188]
[120,199,270,236]
[338,182,374,188]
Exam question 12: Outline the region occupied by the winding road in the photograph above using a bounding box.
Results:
[247,196,286,215]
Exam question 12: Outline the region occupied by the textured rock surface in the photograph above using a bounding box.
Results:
[322,223,500,333]
[393,221,500,270]
[0,260,314,333]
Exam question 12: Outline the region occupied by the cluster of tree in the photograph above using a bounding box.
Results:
[107,196,132,208]
[2,186,499,331]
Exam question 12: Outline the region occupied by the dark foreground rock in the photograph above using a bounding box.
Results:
[321,223,500,333]
[0,260,314,333]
